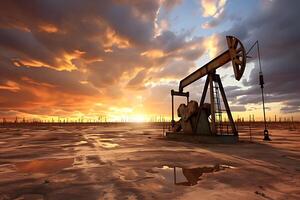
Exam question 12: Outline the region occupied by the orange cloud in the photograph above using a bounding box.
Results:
[21,77,56,88]
[203,34,220,58]
[200,0,227,18]
[104,27,131,48]
[39,24,58,33]
[13,59,52,68]
[58,50,86,71]
[13,50,86,71]
[0,81,20,92]
[141,49,165,58]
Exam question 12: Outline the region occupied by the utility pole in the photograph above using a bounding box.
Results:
[247,41,271,141]
[257,42,271,141]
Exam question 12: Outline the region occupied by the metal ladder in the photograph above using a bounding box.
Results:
[213,81,223,135]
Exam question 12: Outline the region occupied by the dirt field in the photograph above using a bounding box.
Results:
[0,123,299,200]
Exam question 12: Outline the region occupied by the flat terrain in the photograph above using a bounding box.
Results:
[0,123,299,200]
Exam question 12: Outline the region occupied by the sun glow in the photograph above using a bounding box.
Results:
[130,114,146,123]
[204,34,219,58]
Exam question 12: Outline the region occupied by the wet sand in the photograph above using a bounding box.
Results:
[0,123,299,199]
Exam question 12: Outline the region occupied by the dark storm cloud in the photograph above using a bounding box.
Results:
[0,28,56,66]
[0,55,100,111]
[0,0,159,68]
[0,56,98,96]
[230,105,246,112]
[0,0,158,44]
[0,0,207,118]
[127,69,148,90]
[86,47,153,88]
[222,0,300,114]
[281,105,300,114]
[153,59,194,79]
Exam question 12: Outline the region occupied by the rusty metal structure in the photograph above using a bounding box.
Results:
[167,36,247,142]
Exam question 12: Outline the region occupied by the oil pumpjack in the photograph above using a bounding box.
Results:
[166,36,246,143]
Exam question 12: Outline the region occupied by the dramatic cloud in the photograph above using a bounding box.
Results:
[200,0,227,17]
[223,0,300,115]
[200,0,227,29]
[0,0,207,120]
[0,0,298,121]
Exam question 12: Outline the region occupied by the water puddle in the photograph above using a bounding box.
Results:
[74,140,88,145]
[15,158,73,174]
[150,164,235,186]
[97,139,119,149]
[100,142,119,148]
[73,155,104,168]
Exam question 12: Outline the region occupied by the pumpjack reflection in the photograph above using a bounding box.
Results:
[172,164,234,186]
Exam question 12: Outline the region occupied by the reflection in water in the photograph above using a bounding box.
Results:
[16,158,73,174]
[153,164,235,186]
[100,142,119,148]
[96,139,119,149]
[74,140,88,145]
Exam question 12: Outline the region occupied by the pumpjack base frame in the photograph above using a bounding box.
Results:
[165,132,238,144]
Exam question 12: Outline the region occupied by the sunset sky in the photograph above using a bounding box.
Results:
[0,0,299,122]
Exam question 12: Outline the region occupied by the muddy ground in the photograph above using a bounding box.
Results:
[0,123,299,200]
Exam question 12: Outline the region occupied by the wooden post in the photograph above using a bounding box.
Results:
[171,90,174,127]
[173,167,177,184]
[249,114,252,142]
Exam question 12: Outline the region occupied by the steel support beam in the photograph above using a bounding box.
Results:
[215,74,238,135]
[179,50,231,92]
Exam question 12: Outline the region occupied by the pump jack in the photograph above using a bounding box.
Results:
[167,36,246,143]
